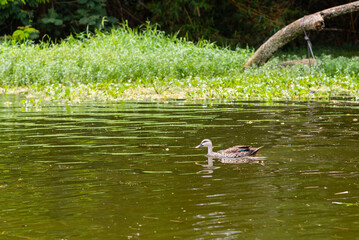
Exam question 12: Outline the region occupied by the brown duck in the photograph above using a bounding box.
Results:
[196,139,263,158]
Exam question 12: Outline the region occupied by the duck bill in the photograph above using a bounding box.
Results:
[195,144,203,148]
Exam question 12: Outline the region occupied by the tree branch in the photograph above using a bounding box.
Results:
[243,1,359,69]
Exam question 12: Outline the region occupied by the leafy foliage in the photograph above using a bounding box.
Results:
[0,0,117,40]
[11,25,39,42]
[0,0,37,34]
[36,0,117,38]
[1,0,358,47]
[120,0,359,47]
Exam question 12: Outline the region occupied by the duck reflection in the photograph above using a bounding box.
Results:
[219,156,266,165]
[197,156,266,172]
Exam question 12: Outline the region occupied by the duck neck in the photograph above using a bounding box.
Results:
[207,145,213,155]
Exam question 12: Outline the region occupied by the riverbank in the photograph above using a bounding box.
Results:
[1,76,357,105]
[1,24,359,104]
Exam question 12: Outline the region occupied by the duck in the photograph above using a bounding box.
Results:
[196,139,263,158]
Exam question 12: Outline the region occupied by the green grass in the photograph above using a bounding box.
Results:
[0,23,359,104]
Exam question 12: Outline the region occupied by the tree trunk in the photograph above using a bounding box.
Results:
[243,1,359,69]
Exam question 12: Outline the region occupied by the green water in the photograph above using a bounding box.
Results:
[0,95,359,239]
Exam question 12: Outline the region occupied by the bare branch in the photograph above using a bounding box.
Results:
[243,1,359,69]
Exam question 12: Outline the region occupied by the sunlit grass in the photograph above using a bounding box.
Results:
[0,23,359,104]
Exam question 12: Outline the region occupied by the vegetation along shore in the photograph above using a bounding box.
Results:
[1,24,359,105]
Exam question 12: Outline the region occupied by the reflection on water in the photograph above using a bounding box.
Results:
[0,95,359,239]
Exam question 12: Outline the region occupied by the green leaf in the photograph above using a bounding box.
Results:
[41,17,50,24]
[54,19,63,26]
[79,17,89,25]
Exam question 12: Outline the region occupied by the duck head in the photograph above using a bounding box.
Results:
[196,139,212,148]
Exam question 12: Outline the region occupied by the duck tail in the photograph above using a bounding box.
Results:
[251,146,264,155]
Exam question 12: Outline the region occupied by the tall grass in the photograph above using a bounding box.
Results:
[0,24,248,86]
[0,23,359,102]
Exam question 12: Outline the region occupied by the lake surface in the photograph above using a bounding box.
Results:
[0,95,358,239]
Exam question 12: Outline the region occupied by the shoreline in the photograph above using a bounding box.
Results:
[1,83,358,106]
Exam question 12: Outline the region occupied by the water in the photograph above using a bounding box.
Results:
[0,95,359,239]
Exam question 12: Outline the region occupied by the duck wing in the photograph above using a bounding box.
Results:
[222,145,263,158]
[222,145,251,154]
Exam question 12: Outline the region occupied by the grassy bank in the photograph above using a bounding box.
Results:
[1,24,359,104]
